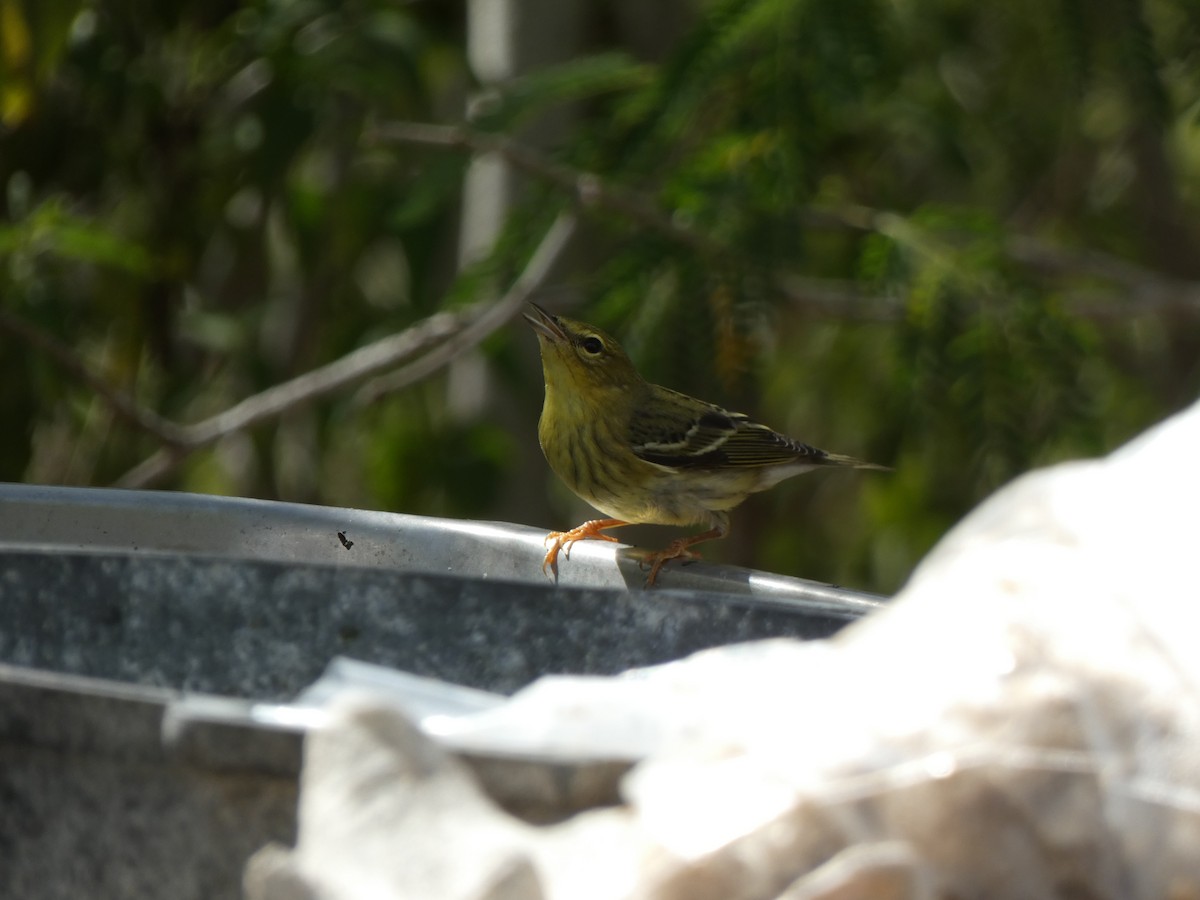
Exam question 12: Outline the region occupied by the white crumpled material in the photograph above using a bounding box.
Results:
[246,398,1200,900]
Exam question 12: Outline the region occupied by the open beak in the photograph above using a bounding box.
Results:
[523,302,568,344]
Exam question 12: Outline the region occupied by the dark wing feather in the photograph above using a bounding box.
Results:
[629,386,827,470]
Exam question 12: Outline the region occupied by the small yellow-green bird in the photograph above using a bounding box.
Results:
[525,303,888,586]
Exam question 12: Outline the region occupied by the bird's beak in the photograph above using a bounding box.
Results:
[524,302,568,344]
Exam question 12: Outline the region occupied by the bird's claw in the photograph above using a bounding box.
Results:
[541,536,565,579]
[638,545,702,587]
[539,520,626,581]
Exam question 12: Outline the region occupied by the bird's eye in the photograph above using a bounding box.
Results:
[580,336,604,355]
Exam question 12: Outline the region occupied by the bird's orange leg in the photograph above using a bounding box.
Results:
[642,523,728,587]
[542,518,630,577]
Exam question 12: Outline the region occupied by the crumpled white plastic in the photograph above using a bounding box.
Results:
[246,397,1200,900]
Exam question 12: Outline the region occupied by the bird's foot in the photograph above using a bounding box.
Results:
[640,541,703,587]
[638,524,727,587]
[541,518,628,578]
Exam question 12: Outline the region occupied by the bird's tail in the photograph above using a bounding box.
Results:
[822,452,892,471]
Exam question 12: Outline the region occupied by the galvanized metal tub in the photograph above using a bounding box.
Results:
[0,483,885,899]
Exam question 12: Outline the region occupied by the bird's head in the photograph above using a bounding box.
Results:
[524,303,642,395]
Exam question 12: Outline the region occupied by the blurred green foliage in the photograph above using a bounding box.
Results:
[2,0,1198,594]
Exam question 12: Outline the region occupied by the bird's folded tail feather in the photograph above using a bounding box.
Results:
[821,452,892,471]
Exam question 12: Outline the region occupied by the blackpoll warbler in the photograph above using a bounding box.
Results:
[526,303,887,585]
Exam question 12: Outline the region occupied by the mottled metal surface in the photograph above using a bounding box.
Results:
[0,665,298,900]
[0,550,869,698]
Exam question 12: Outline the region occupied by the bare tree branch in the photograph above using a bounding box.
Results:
[113,211,579,489]
[113,309,469,488]
[354,211,577,406]
[0,308,189,446]
[188,312,468,445]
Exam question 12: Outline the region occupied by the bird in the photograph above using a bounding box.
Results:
[524,302,888,586]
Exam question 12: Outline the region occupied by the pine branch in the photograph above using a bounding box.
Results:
[779,276,1200,321]
[374,119,1200,320]
[777,276,904,322]
[370,121,728,262]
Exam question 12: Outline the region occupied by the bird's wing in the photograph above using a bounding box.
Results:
[628,386,827,469]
